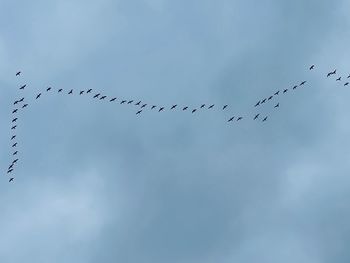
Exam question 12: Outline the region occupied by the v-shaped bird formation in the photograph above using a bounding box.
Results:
[6,66,350,182]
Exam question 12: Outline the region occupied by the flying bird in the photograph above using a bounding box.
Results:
[20,84,26,90]
[58,89,63,93]
[171,105,177,110]
[14,100,19,105]
[200,104,206,108]
[7,169,13,174]
[237,117,243,121]
[99,96,106,100]
[228,117,234,122]
[127,100,134,104]
[12,159,18,164]
[22,104,28,108]
[9,178,14,182]
[12,118,17,123]
[12,109,18,113]
[46,87,52,91]
[136,110,142,115]
[274,103,279,108]
[12,143,17,147]
[347,74,350,79]
[159,107,164,112]
[19,97,24,102]
[262,116,268,122]
[120,100,127,104]
[183,106,188,111]
[141,104,147,108]
[87,89,92,93]
[151,105,157,109]
[268,96,273,100]
[13,151,18,155]
[344,82,349,86]
[292,85,298,90]
[327,69,336,77]
[11,126,17,130]
[36,93,41,99]
[16,71,21,76]
[11,135,16,140]
[223,105,228,110]
[80,90,84,95]
[135,101,141,106]
[93,93,100,98]
[8,164,14,170]
[208,104,214,109]
[254,114,259,120]
[336,77,341,81]
[300,81,306,86]
[254,101,260,107]
[261,99,267,103]
[309,65,315,70]
[274,91,280,95]
[192,109,197,113]
[68,89,73,94]
[283,89,288,93]
[110,97,117,102]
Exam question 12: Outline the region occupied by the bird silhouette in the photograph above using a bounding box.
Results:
[151,105,157,109]
[80,91,84,95]
[12,143,17,147]
[141,104,147,108]
[261,99,267,103]
[344,82,349,86]
[268,96,273,100]
[327,70,336,77]
[22,104,28,108]
[159,107,164,112]
[11,135,16,140]
[274,103,279,108]
[292,85,298,90]
[347,74,350,79]
[183,106,188,111]
[14,100,19,105]
[12,159,18,164]
[12,109,18,113]
[274,91,280,95]
[36,93,41,99]
[255,101,260,107]
[99,96,106,100]
[136,110,142,115]
[8,164,14,170]
[9,178,14,182]
[237,117,243,121]
[192,109,197,113]
[208,104,214,109]
[13,151,18,155]
[7,169,13,174]
[87,89,92,93]
[68,89,73,94]
[300,81,306,86]
[127,100,134,104]
[200,104,206,108]
[11,126,17,130]
[46,87,52,91]
[309,65,315,70]
[20,84,26,90]
[120,100,127,104]
[283,89,288,93]
[93,93,100,98]
[19,97,24,102]
[16,71,21,76]
[228,116,234,122]
[336,77,341,81]
[262,116,268,122]
[223,105,228,110]
[254,114,259,120]
[58,89,63,92]
[12,118,17,123]
[171,105,177,110]
[110,97,117,102]
[135,101,141,106]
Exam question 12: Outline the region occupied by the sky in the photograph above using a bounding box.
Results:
[1,0,350,262]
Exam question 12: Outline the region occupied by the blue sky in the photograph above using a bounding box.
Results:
[1,0,350,262]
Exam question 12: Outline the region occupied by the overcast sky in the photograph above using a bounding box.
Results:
[1,0,350,262]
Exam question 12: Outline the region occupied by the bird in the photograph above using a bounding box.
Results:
[127,100,134,104]
[9,178,14,182]
[14,100,19,105]
[141,104,147,108]
[223,105,228,110]
[11,126,17,130]
[58,89,63,93]
[120,100,126,104]
[22,104,28,108]
[254,114,259,120]
[261,99,267,103]
[237,117,243,121]
[327,69,336,77]
[309,65,315,70]
[110,97,117,102]
[136,110,142,115]
[262,116,268,122]
[7,169,13,174]
[200,104,206,108]
[13,151,18,155]
[347,74,350,79]
[274,103,279,108]
[336,77,341,81]
[151,105,157,109]
[228,117,234,122]
[46,87,52,91]
[292,85,298,90]
[8,164,14,170]
[80,90,84,95]
[87,89,92,93]
[274,91,280,95]
[171,105,177,110]
[93,93,100,98]
[208,104,214,109]
[300,81,306,86]
[99,96,106,100]
[16,71,21,76]
[68,89,73,94]
[12,143,17,147]
[268,96,273,100]
[283,89,288,93]
[159,107,164,112]
[20,84,26,90]
[12,109,18,114]
[135,101,141,106]
[12,159,18,164]
[12,118,17,123]
[254,101,260,107]
[192,109,197,113]
[344,82,349,86]
[183,106,188,111]
[19,97,24,102]
[36,93,41,99]
[11,135,16,140]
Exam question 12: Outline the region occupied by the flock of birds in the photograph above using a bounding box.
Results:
[5,66,350,182]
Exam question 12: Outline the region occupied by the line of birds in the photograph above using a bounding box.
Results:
[7,65,350,182]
